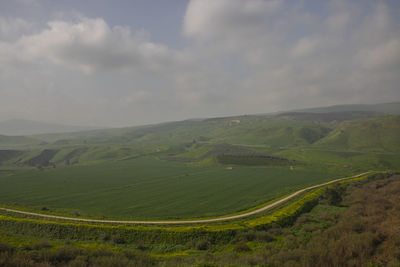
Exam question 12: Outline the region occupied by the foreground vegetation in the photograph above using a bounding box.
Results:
[0,172,398,266]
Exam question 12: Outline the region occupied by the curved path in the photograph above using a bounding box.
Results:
[0,171,372,225]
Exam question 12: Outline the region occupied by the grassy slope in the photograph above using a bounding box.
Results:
[313,116,400,152]
[0,135,43,149]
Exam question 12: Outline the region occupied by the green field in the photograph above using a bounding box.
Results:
[0,156,352,220]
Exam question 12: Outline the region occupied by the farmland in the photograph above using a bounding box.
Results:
[0,110,399,221]
[0,155,353,219]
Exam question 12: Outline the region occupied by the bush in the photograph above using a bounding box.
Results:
[136,241,147,251]
[196,263,218,267]
[43,247,82,264]
[32,240,52,250]
[0,243,13,253]
[256,231,275,242]
[234,241,251,252]
[99,232,110,242]
[196,240,211,250]
[112,235,126,244]
[325,185,344,206]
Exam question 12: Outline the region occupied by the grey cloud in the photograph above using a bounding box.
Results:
[0,16,34,40]
[181,0,400,111]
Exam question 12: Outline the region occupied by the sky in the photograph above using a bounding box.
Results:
[0,0,399,127]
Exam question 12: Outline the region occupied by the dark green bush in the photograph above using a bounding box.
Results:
[234,241,251,252]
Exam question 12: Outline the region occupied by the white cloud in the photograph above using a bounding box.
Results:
[183,0,282,41]
[291,37,320,58]
[359,39,400,70]
[4,17,175,74]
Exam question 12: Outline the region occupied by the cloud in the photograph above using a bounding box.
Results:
[0,1,399,127]
[3,17,176,74]
[184,0,282,41]
[359,39,400,70]
[291,37,320,58]
[0,16,33,40]
[181,0,400,109]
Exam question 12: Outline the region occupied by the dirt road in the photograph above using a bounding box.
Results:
[0,171,372,224]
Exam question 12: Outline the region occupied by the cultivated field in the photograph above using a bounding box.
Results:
[0,156,353,219]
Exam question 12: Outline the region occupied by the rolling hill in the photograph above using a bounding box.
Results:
[313,116,400,152]
[0,103,399,170]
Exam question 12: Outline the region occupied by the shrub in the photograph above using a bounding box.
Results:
[99,232,110,242]
[136,241,147,251]
[196,240,211,250]
[0,243,13,253]
[32,240,52,250]
[256,231,275,242]
[234,241,251,252]
[325,185,344,206]
[112,235,126,244]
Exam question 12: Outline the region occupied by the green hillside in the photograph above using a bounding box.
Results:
[0,135,43,149]
[1,114,399,169]
[314,116,400,152]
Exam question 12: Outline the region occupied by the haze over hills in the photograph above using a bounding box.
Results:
[292,102,400,114]
[0,102,398,147]
[0,119,103,136]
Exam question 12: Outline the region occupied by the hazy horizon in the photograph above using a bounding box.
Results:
[1,0,399,127]
[0,101,399,130]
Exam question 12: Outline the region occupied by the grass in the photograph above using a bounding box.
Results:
[314,116,400,152]
[0,155,354,220]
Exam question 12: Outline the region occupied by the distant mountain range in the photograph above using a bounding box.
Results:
[0,119,103,136]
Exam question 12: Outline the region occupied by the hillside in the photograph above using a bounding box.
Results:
[275,111,380,122]
[0,135,43,148]
[0,114,399,169]
[314,116,400,152]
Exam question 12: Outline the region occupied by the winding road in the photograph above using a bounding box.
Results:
[0,171,372,225]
